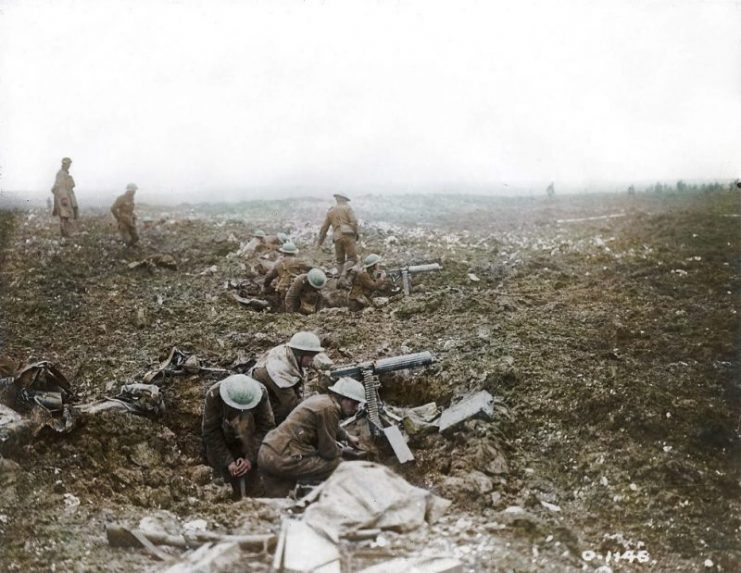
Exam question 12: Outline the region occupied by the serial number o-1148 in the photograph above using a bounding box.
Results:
[582,550,651,564]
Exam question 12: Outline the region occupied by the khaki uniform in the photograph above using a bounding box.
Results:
[202,380,275,491]
[250,344,306,424]
[51,168,77,237]
[349,269,390,311]
[263,256,311,306]
[255,235,282,254]
[111,192,139,246]
[318,203,359,268]
[285,273,323,315]
[258,394,347,484]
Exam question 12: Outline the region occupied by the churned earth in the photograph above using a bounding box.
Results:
[0,190,739,572]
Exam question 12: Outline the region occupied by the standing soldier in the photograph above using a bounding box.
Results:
[202,374,276,499]
[258,377,364,491]
[263,242,310,309]
[250,331,325,424]
[50,157,78,237]
[285,268,327,314]
[317,193,359,279]
[349,254,390,311]
[111,183,139,246]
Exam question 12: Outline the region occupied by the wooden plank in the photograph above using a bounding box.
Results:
[383,425,414,463]
[438,391,495,433]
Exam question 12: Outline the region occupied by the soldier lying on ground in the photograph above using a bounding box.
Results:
[249,332,324,424]
[285,268,327,314]
[348,254,391,311]
[258,377,364,494]
[111,183,139,246]
[252,229,283,255]
[202,374,275,499]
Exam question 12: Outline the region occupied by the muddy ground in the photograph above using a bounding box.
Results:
[0,190,739,572]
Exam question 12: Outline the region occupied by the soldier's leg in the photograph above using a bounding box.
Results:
[333,239,346,269]
[129,225,139,246]
[344,237,358,264]
[259,447,340,484]
[60,217,72,238]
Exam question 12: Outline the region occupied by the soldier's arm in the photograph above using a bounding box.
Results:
[348,207,359,236]
[317,212,331,246]
[315,407,341,460]
[252,389,276,461]
[201,389,234,469]
[284,276,303,313]
[263,262,280,289]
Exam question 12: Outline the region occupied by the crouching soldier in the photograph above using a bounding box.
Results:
[202,374,275,499]
[349,254,390,311]
[285,268,327,314]
[250,331,324,424]
[263,242,310,310]
[258,377,364,494]
[111,183,139,246]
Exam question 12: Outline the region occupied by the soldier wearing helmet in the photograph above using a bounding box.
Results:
[250,331,325,424]
[50,157,78,237]
[284,268,327,315]
[110,183,139,246]
[202,374,276,499]
[263,241,311,309]
[258,376,363,491]
[316,193,359,279]
[251,229,284,255]
[348,254,390,311]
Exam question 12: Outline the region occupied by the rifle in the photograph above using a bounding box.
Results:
[330,351,436,463]
[387,263,442,295]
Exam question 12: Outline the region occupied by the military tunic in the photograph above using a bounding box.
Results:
[284,273,323,315]
[317,203,359,268]
[202,381,275,479]
[258,394,347,483]
[263,256,311,306]
[110,192,139,245]
[51,168,77,237]
[349,269,390,311]
[250,344,306,424]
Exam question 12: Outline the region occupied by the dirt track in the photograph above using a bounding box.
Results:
[1,190,739,572]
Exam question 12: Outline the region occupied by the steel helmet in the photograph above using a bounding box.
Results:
[307,268,327,289]
[287,331,324,353]
[218,374,263,410]
[253,229,266,238]
[328,377,366,403]
[126,183,138,192]
[333,193,350,202]
[279,241,298,255]
[363,254,382,269]
[276,232,289,243]
[61,157,72,164]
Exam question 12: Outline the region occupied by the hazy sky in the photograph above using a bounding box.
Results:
[0,0,739,201]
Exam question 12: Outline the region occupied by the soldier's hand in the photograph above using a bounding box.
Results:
[229,458,252,477]
[346,433,361,449]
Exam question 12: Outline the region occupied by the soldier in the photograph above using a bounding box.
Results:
[111,183,139,246]
[50,157,78,238]
[257,377,364,491]
[349,254,390,311]
[202,374,276,499]
[317,193,359,278]
[250,331,324,424]
[285,268,327,315]
[263,242,310,309]
[252,229,283,254]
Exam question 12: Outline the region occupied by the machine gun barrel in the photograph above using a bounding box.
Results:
[330,351,436,381]
[406,263,442,274]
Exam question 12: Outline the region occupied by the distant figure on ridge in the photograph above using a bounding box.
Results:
[317,193,359,280]
[50,157,78,238]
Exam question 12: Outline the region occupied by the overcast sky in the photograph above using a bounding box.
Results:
[0,0,739,201]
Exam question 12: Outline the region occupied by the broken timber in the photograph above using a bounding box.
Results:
[438,390,495,433]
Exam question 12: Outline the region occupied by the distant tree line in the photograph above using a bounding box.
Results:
[632,180,736,194]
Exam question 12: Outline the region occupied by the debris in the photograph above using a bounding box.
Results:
[540,500,561,512]
[128,253,177,271]
[467,273,480,282]
[301,461,451,542]
[383,425,415,463]
[357,556,464,573]
[272,519,341,573]
[231,292,271,310]
[438,390,495,433]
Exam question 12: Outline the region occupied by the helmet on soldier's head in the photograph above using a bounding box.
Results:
[62,157,72,164]
[276,232,289,244]
[328,377,366,403]
[126,183,138,192]
[287,331,324,353]
[333,193,350,202]
[363,254,382,269]
[253,229,266,238]
[218,374,262,410]
[307,268,327,289]
[279,241,298,255]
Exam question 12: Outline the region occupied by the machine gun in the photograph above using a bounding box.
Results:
[387,263,443,295]
[330,351,436,463]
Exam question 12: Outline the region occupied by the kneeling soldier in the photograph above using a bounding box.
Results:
[258,377,364,492]
[349,253,390,311]
[285,268,327,314]
[202,374,275,499]
[250,331,324,424]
